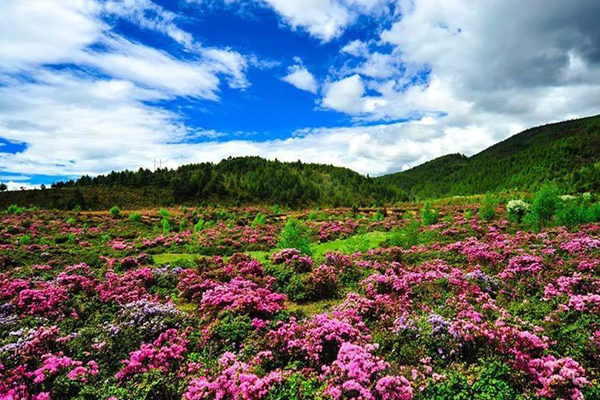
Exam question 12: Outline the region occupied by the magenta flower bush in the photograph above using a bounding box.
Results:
[200,277,286,319]
[184,352,285,400]
[1,206,599,399]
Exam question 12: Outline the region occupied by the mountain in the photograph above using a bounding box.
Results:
[377,114,600,199]
[2,115,600,209]
[0,156,406,209]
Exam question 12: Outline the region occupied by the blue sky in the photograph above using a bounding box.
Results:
[1,0,600,189]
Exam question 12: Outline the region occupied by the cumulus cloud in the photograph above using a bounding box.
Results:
[281,60,318,93]
[2,0,600,184]
[340,40,369,57]
[221,0,392,41]
[0,0,252,181]
[321,0,600,144]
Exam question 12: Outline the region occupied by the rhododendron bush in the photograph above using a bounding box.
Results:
[1,205,599,399]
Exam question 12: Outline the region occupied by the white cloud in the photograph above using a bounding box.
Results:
[0,0,102,71]
[321,74,365,113]
[0,0,252,182]
[4,181,40,191]
[3,0,600,187]
[319,0,600,145]
[221,0,392,41]
[340,40,369,57]
[0,0,250,100]
[104,0,197,50]
[321,74,390,114]
[281,61,318,93]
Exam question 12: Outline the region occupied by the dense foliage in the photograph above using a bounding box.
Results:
[0,157,404,210]
[379,114,600,198]
[2,191,600,399]
[3,115,600,210]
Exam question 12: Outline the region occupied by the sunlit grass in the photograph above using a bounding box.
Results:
[153,230,394,265]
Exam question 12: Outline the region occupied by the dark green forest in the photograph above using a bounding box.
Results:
[0,157,404,209]
[1,114,599,209]
[379,114,600,199]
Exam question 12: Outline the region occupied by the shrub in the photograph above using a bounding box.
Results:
[278,217,313,256]
[109,206,121,218]
[179,217,188,231]
[129,212,142,222]
[477,193,498,221]
[194,219,205,232]
[251,213,267,227]
[388,220,421,249]
[424,360,521,400]
[19,234,33,245]
[303,264,342,302]
[556,196,600,227]
[506,199,531,223]
[556,199,588,227]
[162,218,172,234]
[421,202,439,226]
[7,204,24,215]
[530,186,561,228]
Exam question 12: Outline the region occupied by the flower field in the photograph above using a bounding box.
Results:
[1,197,600,399]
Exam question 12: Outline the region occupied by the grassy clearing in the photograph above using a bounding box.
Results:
[153,253,201,264]
[285,299,340,317]
[153,230,394,265]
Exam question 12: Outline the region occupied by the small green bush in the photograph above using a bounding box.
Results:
[265,372,326,400]
[477,193,498,221]
[556,199,588,227]
[373,210,385,221]
[19,234,33,245]
[423,360,522,400]
[527,186,560,228]
[251,213,267,227]
[388,219,421,249]
[278,217,313,256]
[161,217,171,234]
[194,219,205,232]
[109,206,121,218]
[421,202,439,226]
[129,212,142,222]
[7,204,24,215]
[179,217,188,231]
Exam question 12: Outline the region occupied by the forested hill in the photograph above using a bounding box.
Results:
[0,157,405,209]
[2,115,600,209]
[377,114,600,199]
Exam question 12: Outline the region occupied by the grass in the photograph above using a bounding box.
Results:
[153,230,394,265]
[312,231,389,258]
[285,299,340,317]
[153,253,201,264]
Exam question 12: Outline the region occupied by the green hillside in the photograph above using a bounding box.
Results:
[378,114,600,199]
[0,156,406,209]
[2,115,600,209]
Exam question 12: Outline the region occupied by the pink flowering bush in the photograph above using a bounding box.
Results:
[184,352,285,400]
[200,277,286,319]
[1,206,600,399]
[115,329,189,381]
[527,355,588,400]
[323,343,413,400]
[15,284,69,317]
